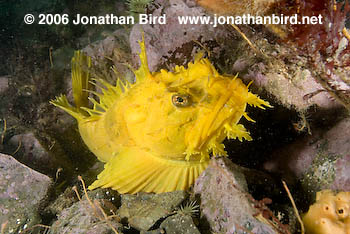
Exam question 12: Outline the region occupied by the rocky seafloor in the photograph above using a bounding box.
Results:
[0,0,350,233]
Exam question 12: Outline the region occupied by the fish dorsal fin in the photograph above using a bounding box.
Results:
[50,51,92,121]
[133,34,152,82]
[51,50,131,121]
[88,78,126,109]
[72,50,91,110]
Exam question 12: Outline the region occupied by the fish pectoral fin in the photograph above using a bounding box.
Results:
[88,147,209,194]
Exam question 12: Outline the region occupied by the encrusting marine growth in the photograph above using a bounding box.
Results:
[303,190,350,234]
[51,36,271,194]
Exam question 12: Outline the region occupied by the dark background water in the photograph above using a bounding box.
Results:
[0,0,125,75]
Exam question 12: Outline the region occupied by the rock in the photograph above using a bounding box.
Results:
[0,75,9,94]
[45,186,121,218]
[234,38,343,111]
[83,29,135,84]
[140,213,201,234]
[6,130,80,178]
[118,191,187,231]
[264,117,350,198]
[9,132,56,173]
[243,66,340,111]
[83,29,130,64]
[0,153,52,233]
[49,198,123,234]
[129,0,236,72]
[44,187,79,217]
[194,157,279,234]
[160,213,200,234]
[83,188,121,208]
[140,230,165,234]
[51,46,74,71]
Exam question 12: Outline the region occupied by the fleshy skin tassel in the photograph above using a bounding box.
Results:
[50,37,271,194]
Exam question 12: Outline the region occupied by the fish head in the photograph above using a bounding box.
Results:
[122,55,253,161]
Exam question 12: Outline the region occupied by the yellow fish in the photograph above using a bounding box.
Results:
[51,38,271,194]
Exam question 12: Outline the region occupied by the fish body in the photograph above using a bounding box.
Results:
[51,38,271,194]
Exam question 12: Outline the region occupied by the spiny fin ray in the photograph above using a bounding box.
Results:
[224,123,252,142]
[247,92,272,109]
[71,51,91,110]
[50,95,85,120]
[51,49,131,120]
[88,147,208,194]
[133,33,151,82]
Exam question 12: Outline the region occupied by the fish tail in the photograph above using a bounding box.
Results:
[88,147,209,194]
[50,51,91,120]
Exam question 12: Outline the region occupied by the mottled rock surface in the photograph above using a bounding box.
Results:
[0,153,52,233]
[160,213,200,234]
[118,191,187,231]
[0,75,9,94]
[9,132,55,172]
[130,0,235,72]
[194,157,278,234]
[83,28,135,85]
[7,131,75,177]
[44,187,79,217]
[49,198,123,234]
[241,53,341,111]
[264,117,350,197]
[139,213,201,234]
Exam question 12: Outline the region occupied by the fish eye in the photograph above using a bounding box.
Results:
[172,94,191,107]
